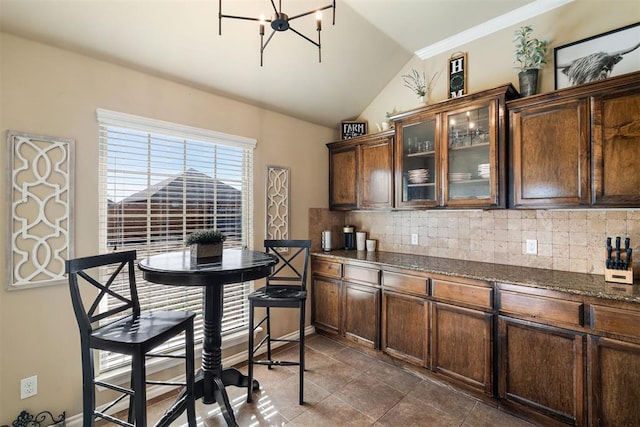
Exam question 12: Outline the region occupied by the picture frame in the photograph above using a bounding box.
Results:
[448,52,467,98]
[554,22,640,90]
[341,121,367,140]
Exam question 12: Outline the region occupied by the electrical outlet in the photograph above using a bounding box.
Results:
[411,233,419,245]
[21,375,37,399]
[526,239,538,255]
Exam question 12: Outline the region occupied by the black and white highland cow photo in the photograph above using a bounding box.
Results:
[554,22,640,89]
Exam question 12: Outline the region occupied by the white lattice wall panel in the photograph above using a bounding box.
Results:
[266,166,289,243]
[7,131,74,289]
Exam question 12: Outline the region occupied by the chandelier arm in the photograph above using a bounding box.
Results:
[288,4,334,21]
[269,0,279,15]
[262,30,278,51]
[288,26,320,48]
[220,14,263,23]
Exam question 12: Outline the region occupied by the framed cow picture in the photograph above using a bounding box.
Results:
[554,22,640,89]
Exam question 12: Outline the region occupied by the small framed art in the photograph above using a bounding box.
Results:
[341,121,367,140]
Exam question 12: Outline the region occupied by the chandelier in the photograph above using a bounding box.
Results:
[219,0,336,66]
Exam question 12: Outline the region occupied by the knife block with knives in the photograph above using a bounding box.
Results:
[604,236,634,285]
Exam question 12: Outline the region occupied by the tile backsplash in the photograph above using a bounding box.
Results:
[309,208,640,275]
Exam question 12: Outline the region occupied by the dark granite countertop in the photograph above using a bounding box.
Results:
[312,250,640,304]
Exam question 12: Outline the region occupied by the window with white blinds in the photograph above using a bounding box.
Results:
[97,108,256,371]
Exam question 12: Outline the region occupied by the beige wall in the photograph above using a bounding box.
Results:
[0,33,332,421]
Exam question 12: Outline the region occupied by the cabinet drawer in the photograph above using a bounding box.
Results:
[432,279,493,310]
[499,290,583,327]
[590,305,640,340]
[344,264,380,285]
[383,271,428,297]
[312,258,342,279]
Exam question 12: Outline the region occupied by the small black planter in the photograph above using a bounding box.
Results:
[518,69,539,97]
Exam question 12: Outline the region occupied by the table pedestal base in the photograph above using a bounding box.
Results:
[192,368,260,427]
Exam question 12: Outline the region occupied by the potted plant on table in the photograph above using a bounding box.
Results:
[513,25,549,97]
[186,229,227,263]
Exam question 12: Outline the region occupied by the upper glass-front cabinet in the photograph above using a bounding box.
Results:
[393,84,517,209]
[443,102,497,206]
[395,114,439,208]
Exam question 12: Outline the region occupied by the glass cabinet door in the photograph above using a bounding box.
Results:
[444,102,496,205]
[396,116,438,207]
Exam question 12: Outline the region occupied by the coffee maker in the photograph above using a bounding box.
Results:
[343,225,356,250]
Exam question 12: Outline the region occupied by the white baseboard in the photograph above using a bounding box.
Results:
[64,326,316,426]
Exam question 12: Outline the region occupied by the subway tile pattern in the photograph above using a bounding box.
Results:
[309,208,640,275]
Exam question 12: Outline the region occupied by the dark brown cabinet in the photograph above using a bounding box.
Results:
[328,143,358,210]
[311,257,381,348]
[587,336,640,426]
[311,258,342,335]
[393,84,516,209]
[382,290,429,367]
[591,85,640,206]
[509,98,590,208]
[311,253,640,425]
[381,270,429,366]
[498,316,586,426]
[509,71,640,208]
[587,303,640,426]
[342,264,381,349]
[430,277,494,394]
[359,134,394,210]
[328,130,394,210]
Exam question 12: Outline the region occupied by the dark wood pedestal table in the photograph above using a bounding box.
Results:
[138,249,278,427]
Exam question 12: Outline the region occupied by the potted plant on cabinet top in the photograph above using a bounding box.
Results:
[186,229,227,263]
[513,25,549,97]
[401,69,438,104]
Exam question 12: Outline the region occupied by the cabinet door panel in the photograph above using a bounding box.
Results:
[510,99,590,208]
[592,89,640,205]
[343,282,380,349]
[329,146,357,210]
[431,303,493,394]
[498,316,585,425]
[359,137,393,209]
[588,336,640,426]
[382,290,428,367]
[312,277,341,334]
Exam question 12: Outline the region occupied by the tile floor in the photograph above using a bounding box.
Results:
[148,334,537,426]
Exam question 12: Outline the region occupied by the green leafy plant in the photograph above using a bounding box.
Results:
[185,229,227,246]
[513,25,549,71]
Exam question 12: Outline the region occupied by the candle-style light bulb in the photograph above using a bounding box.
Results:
[259,15,265,35]
[469,122,475,129]
[316,11,322,31]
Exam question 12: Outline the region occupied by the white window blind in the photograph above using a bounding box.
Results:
[97,108,256,371]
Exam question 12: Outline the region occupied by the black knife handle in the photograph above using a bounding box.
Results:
[615,236,621,250]
[624,237,630,250]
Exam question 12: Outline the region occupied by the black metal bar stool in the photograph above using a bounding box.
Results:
[66,250,196,426]
[246,239,311,405]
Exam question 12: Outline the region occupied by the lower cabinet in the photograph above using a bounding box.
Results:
[343,281,380,349]
[382,290,429,367]
[311,276,341,335]
[431,302,493,394]
[498,316,585,426]
[311,255,640,426]
[587,336,640,426]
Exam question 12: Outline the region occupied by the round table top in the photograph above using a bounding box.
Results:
[138,249,278,287]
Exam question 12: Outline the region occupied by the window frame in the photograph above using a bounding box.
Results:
[96,108,256,373]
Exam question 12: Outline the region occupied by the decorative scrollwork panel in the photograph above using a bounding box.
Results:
[266,166,289,246]
[7,131,74,290]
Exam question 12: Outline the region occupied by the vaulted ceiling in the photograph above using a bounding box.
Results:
[0,0,539,127]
